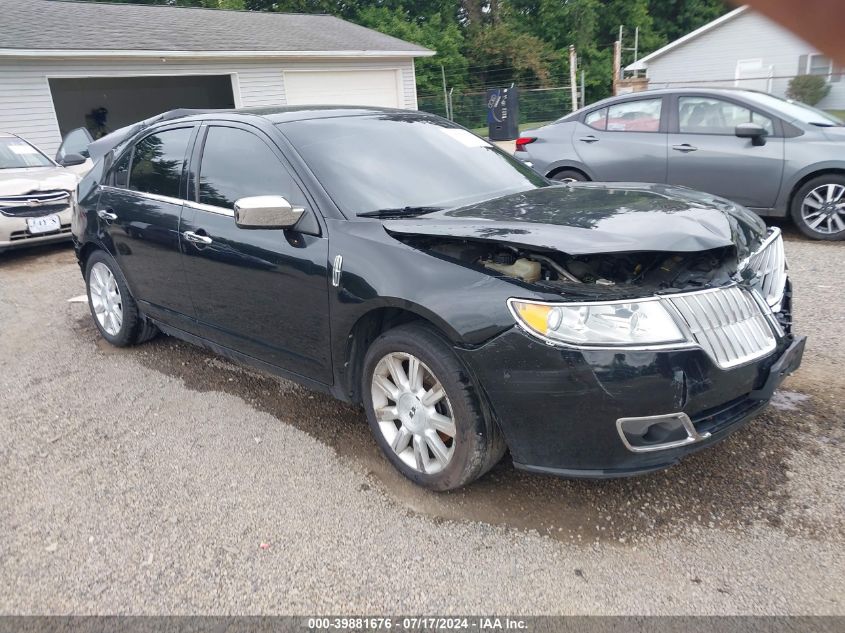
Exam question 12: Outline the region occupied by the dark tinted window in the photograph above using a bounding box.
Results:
[198,126,305,209]
[111,149,131,188]
[278,114,547,216]
[129,127,192,198]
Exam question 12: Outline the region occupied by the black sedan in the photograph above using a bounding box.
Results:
[72,107,804,490]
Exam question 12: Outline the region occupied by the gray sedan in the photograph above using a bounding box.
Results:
[516,88,845,240]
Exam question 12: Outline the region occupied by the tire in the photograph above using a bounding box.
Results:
[84,249,157,346]
[362,324,506,491]
[790,174,845,240]
[549,168,588,183]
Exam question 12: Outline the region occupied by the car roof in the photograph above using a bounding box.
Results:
[179,104,422,124]
[563,87,783,118]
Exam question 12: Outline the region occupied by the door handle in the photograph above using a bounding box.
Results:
[672,144,698,153]
[97,208,117,222]
[579,136,599,143]
[183,230,212,245]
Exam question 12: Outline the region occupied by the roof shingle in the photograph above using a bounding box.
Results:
[0,0,432,55]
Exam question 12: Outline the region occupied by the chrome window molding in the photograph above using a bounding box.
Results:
[99,186,236,217]
[184,200,235,217]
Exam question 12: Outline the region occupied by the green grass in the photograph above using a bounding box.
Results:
[469,120,554,137]
[826,110,845,120]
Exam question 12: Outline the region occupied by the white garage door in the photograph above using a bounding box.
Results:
[283,69,402,108]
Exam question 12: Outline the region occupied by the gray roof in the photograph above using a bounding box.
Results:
[0,0,433,56]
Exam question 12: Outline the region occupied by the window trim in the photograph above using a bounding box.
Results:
[188,120,325,235]
[669,93,784,138]
[580,96,668,134]
[807,53,834,80]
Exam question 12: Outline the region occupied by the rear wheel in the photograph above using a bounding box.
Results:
[85,250,157,346]
[549,168,588,183]
[362,324,506,490]
[790,175,845,240]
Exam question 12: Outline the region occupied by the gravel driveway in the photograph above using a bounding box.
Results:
[0,229,842,615]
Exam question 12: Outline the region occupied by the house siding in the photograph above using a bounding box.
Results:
[0,56,418,154]
[643,10,845,110]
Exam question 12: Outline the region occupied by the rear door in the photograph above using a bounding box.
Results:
[666,94,784,208]
[179,123,332,383]
[573,96,668,183]
[96,125,197,327]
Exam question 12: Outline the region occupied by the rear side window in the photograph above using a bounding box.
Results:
[585,108,608,130]
[128,127,192,199]
[606,98,662,132]
[111,150,131,188]
[197,126,305,209]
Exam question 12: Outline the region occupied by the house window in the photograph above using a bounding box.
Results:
[808,54,832,77]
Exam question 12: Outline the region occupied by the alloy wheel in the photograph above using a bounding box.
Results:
[89,262,123,336]
[371,351,457,475]
[801,184,845,235]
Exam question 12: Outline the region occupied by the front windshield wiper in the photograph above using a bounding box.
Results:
[357,206,443,218]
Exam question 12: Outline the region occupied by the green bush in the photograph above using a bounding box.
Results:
[787,75,831,105]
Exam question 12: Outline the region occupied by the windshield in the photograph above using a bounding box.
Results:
[278,113,548,217]
[0,137,53,169]
[741,92,843,126]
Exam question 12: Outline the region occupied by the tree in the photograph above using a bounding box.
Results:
[787,75,831,105]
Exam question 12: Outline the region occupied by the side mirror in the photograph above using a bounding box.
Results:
[234,195,304,230]
[59,153,88,167]
[735,122,768,146]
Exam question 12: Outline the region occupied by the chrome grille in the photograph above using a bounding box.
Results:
[745,227,787,310]
[664,286,776,369]
[0,190,71,217]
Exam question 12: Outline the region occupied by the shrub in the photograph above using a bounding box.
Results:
[787,75,830,105]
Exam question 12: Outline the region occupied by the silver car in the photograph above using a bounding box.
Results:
[516,88,845,240]
[0,132,87,253]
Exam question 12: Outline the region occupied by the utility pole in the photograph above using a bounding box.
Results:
[580,70,585,108]
[569,45,578,112]
[441,65,449,119]
[613,40,622,95]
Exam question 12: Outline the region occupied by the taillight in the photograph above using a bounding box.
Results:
[515,136,536,152]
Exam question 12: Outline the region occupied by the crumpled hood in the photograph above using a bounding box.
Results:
[383,183,768,258]
[0,166,78,196]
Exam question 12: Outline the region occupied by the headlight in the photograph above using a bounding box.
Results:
[508,298,688,347]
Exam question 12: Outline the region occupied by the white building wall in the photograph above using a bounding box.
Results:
[643,10,845,110]
[0,56,419,154]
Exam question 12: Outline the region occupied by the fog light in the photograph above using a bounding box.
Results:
[616,413,711,453]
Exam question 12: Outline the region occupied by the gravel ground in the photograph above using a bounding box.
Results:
[0,231,842,615]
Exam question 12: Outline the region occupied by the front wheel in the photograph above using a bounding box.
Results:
[362,324,506,491]
[790,175,845,240]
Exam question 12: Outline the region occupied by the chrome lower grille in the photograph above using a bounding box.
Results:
[745,227,787,310]
[664,286,776,369]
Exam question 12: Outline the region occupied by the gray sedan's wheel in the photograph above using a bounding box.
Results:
[791,175,845,240]
[85,249,157,346]
[362,324,506,490]
[549,168,588,183]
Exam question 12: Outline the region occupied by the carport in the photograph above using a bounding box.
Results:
[48,75,236,138]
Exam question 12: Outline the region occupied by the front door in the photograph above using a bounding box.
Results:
[180,123,332,383]
[573,96,668,183]
[667,95,785,209]
[96,125,197,326]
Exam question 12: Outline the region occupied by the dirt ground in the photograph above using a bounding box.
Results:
[0,226,842,614]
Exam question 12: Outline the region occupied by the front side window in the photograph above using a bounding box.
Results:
[197,126,306,210]
[678,97,774,135]
[604,98,662,132]
[57,128,93,161]
[128,127,192,199]
[278,114,547,217]
[0,137,53,169]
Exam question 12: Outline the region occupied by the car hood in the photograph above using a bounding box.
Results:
[383,183,768,258]
[0,165,78,196]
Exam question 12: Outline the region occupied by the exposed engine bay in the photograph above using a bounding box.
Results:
[396,236,740,295]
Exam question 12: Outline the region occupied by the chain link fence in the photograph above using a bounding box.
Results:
[418,87,574,132]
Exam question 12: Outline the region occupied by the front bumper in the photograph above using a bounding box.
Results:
[457,326,804,478]
[0,207,73,251]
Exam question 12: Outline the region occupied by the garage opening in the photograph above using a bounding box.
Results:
[48,75,236,139]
